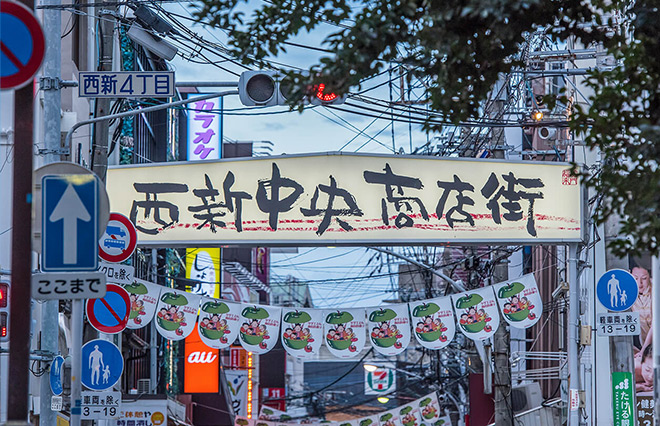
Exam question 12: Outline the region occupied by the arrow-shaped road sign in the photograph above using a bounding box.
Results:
[42,174,99,272]
[49,183,92,265]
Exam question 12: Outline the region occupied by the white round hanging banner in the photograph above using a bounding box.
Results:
[122,279,161,329]
[451,286,500,341]
[198,298,242,349]
[409,296,455,350]
[323,308,367,358]
[366,304,411,356]
[494,273,542,329]
[281,308,324,358]
[154,288,201,340]
[238,303,281,354]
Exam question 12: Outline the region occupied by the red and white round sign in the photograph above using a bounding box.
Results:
[99,213,137,263]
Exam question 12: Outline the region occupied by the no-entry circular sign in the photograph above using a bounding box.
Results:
[99,213,138,263]
[86,284,131,333]
[0,0,45,89]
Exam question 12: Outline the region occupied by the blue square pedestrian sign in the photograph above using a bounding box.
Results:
[41,174,99,271]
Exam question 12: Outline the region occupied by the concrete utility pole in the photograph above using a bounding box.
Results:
[90,3,116,181]
[567,243,581,426]
[38,0,63,422]
[491,249,512,425]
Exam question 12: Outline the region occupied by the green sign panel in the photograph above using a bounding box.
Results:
[612,371,634,426]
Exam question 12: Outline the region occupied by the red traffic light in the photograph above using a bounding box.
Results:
[314,84,338,102]
[0,282,7,308]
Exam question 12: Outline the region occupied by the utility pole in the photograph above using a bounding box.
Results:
[652,254,660,423]
[38,0,63,422]
[90,2,115,180]
[492,249,512,425]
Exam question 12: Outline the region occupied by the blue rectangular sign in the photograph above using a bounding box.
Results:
[42,174,99,271]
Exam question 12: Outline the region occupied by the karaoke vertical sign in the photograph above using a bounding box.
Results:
[187,95,222,161]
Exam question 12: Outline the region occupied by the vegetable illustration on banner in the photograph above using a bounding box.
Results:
[281,308,323,358]
[399,403,421,426]
[122,279,160,329]
[198,298,242,349]
[324,308,366,358]
[337,420,357,426]
[409,297,455,350]
[358,415,379,426]
[451,287,500,341]
[154,288,201,340]
[380,408,402,426]
[417,394,441,426]
[367,305,411,356]
[494,274,542,328]
[239,304,281,354]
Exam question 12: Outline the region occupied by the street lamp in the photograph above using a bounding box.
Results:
[363,363,379,372]
[377,397,390,404]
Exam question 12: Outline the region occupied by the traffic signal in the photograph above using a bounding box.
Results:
[238,71,345,106]
[0,281,9,341]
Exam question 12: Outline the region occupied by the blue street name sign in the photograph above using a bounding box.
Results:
[81,339,123,391]
[78,71,175,98]
[49,355,65,396]
[596,269,639,312]
[41,174,99,272]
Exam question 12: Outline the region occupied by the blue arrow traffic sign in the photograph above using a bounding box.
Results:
[41,174,99,272]
[49,355,65,396]
[81,339,123,391]
[596,269,639,312]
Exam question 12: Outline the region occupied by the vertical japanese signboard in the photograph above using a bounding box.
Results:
[106,153,583,246]
[187,95,222,161]
[612,371,634,426]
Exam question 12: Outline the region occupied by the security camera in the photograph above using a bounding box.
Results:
[127,22,177,61]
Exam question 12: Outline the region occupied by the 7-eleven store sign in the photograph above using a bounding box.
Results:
[365,364,396,395]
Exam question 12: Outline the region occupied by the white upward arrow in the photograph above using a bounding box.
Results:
[49,183,91,264]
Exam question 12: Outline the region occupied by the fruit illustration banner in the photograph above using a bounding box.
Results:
[281,308,324,358]
[134,274,542,355]
[123,279,161,329]
[409,297,455,350]
[416,394,442,426]
[239,303,281,354]
[494,273,542,329]
[379,408,402,426]
[398,402,422,426]
[324,308,367,358]
[451,287,500,341]
[198,297,242,349]
[239,393,442,426]
[155,288,201,340]
[367,305,411,356]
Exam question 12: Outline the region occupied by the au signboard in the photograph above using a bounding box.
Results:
[106,153,583,246]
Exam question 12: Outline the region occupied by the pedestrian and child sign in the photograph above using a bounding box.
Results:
[596,269,639,312]
[81,339,123,391]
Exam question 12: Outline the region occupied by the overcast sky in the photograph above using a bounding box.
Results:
[167,3,427,307]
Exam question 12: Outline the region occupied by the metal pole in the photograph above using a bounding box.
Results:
[369,247,465,292]
[64,91,238,149]
[8,5,35,419]
[38,0,62,421]
[70,300,83,426]
[652,255,660,424]
[151,249,158,394]
[568,243,580,426]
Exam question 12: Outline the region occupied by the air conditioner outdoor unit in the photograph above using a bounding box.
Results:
[137,378,151,394]
[511,382,543,413]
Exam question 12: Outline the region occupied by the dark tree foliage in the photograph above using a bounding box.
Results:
[192,0,660,255]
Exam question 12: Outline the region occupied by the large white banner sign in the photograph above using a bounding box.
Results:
[106,153,582,245]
